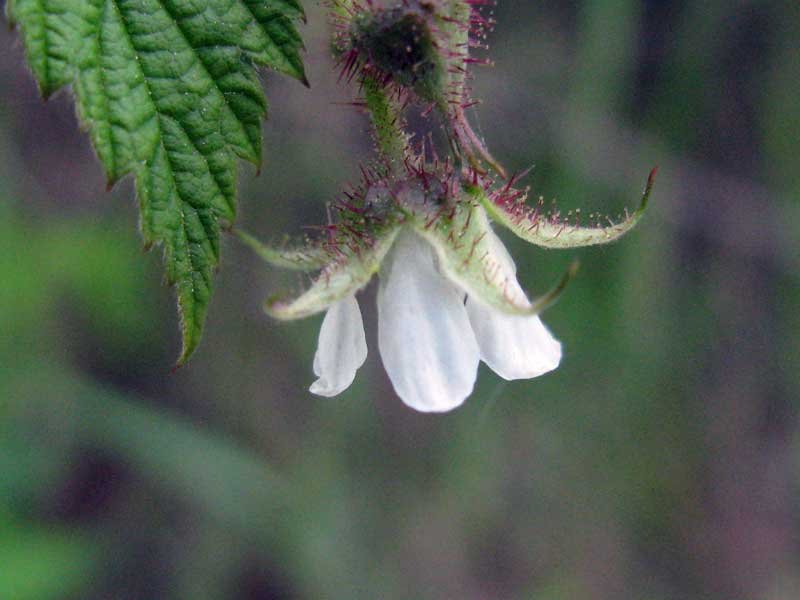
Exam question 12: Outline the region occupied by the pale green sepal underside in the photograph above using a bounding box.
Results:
[236,229,329,271]
[6,0,307,364]
[479,168,657,249]
[411,202,577,316]
[265,229,400,320]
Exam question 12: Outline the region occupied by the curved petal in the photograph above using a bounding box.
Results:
[377,229,480,412]
[266,228,399,320]
[466,298,561,380]
[464,219,562,378]
[310,296,368,397]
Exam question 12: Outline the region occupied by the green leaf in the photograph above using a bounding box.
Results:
[6,0,307,364]
[478,168,657,249]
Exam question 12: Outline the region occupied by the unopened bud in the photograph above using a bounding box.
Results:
[348,2,444,102]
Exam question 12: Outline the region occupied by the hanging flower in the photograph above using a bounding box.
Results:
[240,164,655,412]
[312,226,564,411]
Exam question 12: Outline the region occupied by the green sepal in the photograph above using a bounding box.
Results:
[265,228,399,320]
[523,259,580,316]
[409,201,576,316]
[236,229,330,272]
[478,168,657,249]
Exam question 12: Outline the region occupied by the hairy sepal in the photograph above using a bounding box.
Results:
[236,229,329,272]
[477,169,657,249]
[410,201,575,316]
[265,228,399,320]
[7,0,307,364]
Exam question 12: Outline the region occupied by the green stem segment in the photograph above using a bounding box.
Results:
[438,1,507,178]
[363,74,407,171]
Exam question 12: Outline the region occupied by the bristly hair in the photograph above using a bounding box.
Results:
[327,1,506,177]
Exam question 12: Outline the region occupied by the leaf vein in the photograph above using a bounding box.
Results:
[150,0,256,160]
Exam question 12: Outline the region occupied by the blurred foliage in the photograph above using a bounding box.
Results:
[1,1,798,599]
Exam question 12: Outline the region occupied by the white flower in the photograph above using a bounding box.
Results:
[244,168,653,413]
[310,227,561,412]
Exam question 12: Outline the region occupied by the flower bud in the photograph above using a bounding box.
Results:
[348,2,444,102]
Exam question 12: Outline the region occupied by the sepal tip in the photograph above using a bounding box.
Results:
[638,166,658,215]
[522,259,580,316]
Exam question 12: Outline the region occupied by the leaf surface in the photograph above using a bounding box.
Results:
[6,0,306,363]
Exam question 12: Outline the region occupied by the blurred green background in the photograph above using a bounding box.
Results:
[1,1,799,598]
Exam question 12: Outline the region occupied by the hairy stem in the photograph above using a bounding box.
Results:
[363,74,407,172]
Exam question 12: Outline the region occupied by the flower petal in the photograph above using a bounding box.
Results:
[309,295,368,397]
[466,298,562,380]
[266,228,400,320]
[377,229,480,412]
[463,220,562,379]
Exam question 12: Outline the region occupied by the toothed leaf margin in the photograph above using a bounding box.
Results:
[6,0,307,364]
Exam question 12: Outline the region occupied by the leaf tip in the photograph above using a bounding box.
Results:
[175,317,202,368]
[173,346,192,370]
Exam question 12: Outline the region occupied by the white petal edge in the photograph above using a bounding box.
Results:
[377,229,480,412]
[466,298,562,380]
[464,225,562,379]
[309,295,368,397]
[479,212,527,306]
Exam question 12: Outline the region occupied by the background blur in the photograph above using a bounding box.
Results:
[1,0,799,598]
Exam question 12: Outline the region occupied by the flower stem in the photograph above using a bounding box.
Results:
[363,74,408,173]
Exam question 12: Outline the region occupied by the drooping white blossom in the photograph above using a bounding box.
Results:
[294,221,566,412]
[245,164,653,412]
